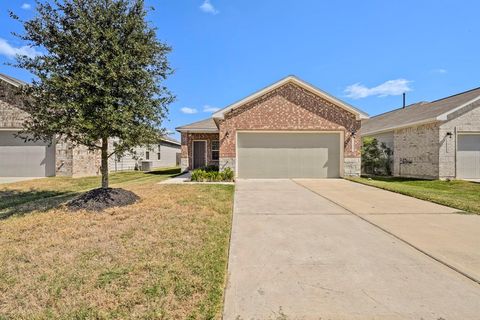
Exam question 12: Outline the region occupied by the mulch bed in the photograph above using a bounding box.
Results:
[67,188,139,212]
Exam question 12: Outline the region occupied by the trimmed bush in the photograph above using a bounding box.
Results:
[191,167,234,182]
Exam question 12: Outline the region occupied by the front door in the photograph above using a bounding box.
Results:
[193,141,206,169]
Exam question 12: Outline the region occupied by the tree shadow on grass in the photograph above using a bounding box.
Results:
[144,168,182,176]
[0,189,79,220]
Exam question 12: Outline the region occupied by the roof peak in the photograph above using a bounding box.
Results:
[212,75,369,120]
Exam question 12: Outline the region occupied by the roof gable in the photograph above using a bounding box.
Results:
[212,76,369,120]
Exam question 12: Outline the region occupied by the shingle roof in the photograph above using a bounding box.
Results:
[0,73,27,87]
[176,118,218,132]
[161,135,181,146]
[362,87,480,135]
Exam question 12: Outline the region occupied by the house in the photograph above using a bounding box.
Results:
[176,76,369,178]
[0,73,180,178]
[361,87,480,180]
[108,137,181,172]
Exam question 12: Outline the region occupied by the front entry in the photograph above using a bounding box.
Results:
[193,140,206,169]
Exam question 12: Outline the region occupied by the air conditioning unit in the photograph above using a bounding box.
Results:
[141,161,153,171]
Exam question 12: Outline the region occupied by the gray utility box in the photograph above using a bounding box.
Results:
[140,161,153,172]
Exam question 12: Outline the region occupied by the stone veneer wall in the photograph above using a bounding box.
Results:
[217,82,362,176]
[55,140,101,177]
[438,101,480,179]
[393,123,440,179]
[72,145,101,177]
[180,132,220,171]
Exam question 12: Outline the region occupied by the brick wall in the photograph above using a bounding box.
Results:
[0,81,29,128]
[180,132,220,171]
[393,123,440,179]
[217,82,361,175]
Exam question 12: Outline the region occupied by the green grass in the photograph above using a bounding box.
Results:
[0,169,234,319]
[348,176,480,214]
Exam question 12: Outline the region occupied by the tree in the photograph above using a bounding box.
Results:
[11,0,174,189]
[361,137,392,175]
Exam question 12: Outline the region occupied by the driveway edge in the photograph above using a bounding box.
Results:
[293,180,480,286]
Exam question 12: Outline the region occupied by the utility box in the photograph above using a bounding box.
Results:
[141,161,153,172]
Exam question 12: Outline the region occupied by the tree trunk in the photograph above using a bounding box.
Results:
[101,137,109,189]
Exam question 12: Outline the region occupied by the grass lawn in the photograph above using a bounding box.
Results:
[348,176,480,214]
[0,168,234,319]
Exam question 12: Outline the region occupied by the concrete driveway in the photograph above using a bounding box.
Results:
[223,179,480,320]
[0,177,45,184]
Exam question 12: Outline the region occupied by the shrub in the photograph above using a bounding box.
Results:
[190,166,234,182]
[361,137,392,175]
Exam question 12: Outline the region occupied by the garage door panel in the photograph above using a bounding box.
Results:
[237,132,340,179]
[457,134,480,179]
[0,131,55,177]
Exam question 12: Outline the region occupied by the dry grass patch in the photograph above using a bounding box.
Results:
[0,178,234,319]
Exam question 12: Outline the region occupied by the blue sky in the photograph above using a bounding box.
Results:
[1,0,479,139]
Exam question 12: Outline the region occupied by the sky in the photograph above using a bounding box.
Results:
[0,0,479,139]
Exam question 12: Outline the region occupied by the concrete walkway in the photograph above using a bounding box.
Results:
[223,179,480,320]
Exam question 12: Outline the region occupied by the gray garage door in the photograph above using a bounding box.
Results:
[0,131,55,177]
[457,134,480,179]
[237,132,341,178]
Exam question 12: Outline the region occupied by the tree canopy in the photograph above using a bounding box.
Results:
[11,0,174,188]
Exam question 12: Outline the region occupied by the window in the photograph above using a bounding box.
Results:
[212,140,219,161]
[145,151,150,160]
[158,144,161,160]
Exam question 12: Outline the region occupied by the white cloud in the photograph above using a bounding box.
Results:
[203,105,220,113]
[344,79,412,99]
[0,38,41,59]
[432,68,447,74]
[21,3,32,10]
[200,0,219,15]
[180,107,198,114]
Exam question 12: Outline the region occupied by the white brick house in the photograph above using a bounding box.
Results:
[362,87,480,180]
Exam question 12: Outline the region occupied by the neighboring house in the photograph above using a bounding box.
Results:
[0,73,180,178]
[362,87,480,180]
[176,76,369,178]
[108,137,181,172]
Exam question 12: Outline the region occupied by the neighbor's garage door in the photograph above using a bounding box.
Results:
[237,132,341,179]
[0,131,55,177]
[457,133,480,179]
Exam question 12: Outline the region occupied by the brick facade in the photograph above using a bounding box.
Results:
[0,80,29,128]
[393,123,440,179]
[180,132,220,171]
[181,82,363,176]
[368,100,480,180]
